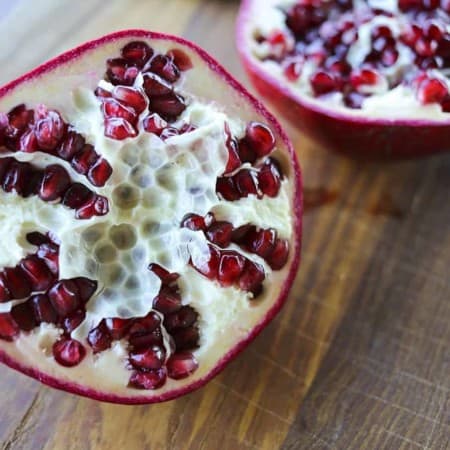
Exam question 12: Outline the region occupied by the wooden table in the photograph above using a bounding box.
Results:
[0,1,449,449]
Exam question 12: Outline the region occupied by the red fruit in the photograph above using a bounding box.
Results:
[0,31,300,406]
[166,352,199,380]
[104,117,137,140]
[20,255,54,291]
[237,0,450,158]
[30,294,58,324]
[48,280,81,317]
[39,164,71,201]
[129,369,167,390]
[52,338,86,367]
[0,313,19,341]
[87,321,112,353]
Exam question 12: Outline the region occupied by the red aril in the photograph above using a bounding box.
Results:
[0,31,301,404]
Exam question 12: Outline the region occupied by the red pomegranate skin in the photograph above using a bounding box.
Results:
[0,29,302,404]
[236,0,450,160]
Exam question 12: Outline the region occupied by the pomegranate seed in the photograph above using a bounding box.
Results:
[167,49,193,71]
[48,280,80,316]
[37,243,59,275]
[234,169,259,197]
[104,117,137,140]
[417,78,448,104]
[4,267,31,299]
[0,274,10,302]
[76,194,109,219]
[267,239,289,270]
[159,127,179,140]
[258,158,282,197]
[237,139,257,164]
[72,277,97,303]
[310,71,337,95]
[63,310,86,334]
[88,321,112,353]
[2,161,33,195]
[26,231,49,246]
[38,164,71,201]
[129,327,163,349]
[251,229,277,258]
[425,22,443,41]
[218,251,246,286]
[102,98,137,123]
[147,54,181,82]
[112,86,147,114]
[206,221,233,247]
[128,368,167,389]
[180,213,206,231]
[52,338,86,367]
[143,74,172,98]
[239,261,265,296]
[0,313,19,341]
[350,69,380,90]
[153,286,182,314]
[30,294,58,324]
[148,263,180,284]
[166,352,198,380]
[283,58,303,81]
[94,87,112,98]
[19,130,38,152]
[121,41,153,67]
[62,183,92,209]
[216,176,239,201]
[244,122,275,158]
[129,345,166,370]
[231,224,255,243]
[5,104,33,142]
[150,93,186,121]
[20,255,54,291]
[71,144,98,175]
[381,48,399,67]
[164,306,198,331]
[106,58,137,86]
[191,244,220,280]
[143,113,168,135]
[57,131,85,160]
[415,38,438,57]
[224,123,241,174]
[10,301,36,331]
[128,312,161,335]
[87,158,112,187]
[104,317,131,339]
[34,107,65,151]
[172,327,199,351]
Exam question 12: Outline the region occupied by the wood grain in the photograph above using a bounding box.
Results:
[0,1,449,449]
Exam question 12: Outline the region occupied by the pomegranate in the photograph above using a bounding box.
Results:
[237,0,450,158]
[0,30,301,403]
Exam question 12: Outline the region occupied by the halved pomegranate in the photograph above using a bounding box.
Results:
[0,30,301,403]
[237,0,450,158]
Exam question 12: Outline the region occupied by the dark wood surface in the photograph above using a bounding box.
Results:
[0,1,449,449]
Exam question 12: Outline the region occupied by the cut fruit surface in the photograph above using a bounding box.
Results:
[0,30,301,404]
[237,0,450,158]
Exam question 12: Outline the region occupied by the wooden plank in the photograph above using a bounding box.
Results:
[0,1,449,449]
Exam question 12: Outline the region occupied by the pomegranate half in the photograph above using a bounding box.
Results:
[237,0,450,158]
[0,30,301,403]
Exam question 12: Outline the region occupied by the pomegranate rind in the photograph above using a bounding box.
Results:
[236,0,450,159]
[0,29,302,404]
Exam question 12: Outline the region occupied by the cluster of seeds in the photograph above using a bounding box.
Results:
[181,212,289,296]
[0,232,97,367]
[0,157,108,219]
[95,41,193,140]
[0,104,112,186]
[87,263,199,389]
[255,0,450,109]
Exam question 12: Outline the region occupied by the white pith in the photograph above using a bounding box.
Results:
[246,0,450,120]
[0,37,295,397]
